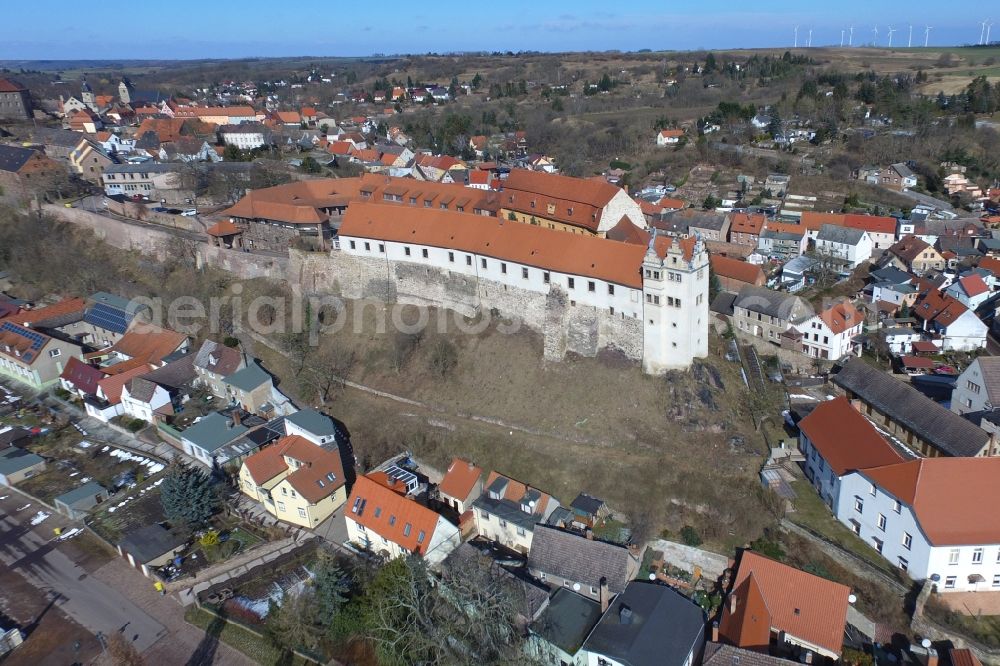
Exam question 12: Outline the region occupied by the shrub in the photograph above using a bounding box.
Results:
[428,339,458,377]
[200,530,220,547]
[679,525,702,547]
[126,418,147,433]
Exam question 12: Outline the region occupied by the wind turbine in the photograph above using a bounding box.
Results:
[841,29,846,47]
[924,26,933,47]
[887,25,896,47]
[808,29,813,47]
[988,21,995,45]
[849,25,854,46]
[794,25,799,48]
[873,25,879,46]
[981,19,989,45]
[908,25,913,48]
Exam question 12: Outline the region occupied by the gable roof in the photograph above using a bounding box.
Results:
[0,77,27,93]
[193,340,243,376]
[729,213,766,236]
[889,235,933,263]
[582,582,706,666]
[843,214,897,236]
[97,363,152,404]
[243,435,345,503]
[528,524,636,594]
[0,447,45,476]
[956,274,989,298]
[59,357,108,396]
[913,290,971,328]
[703,642,799,666]
[718,573,772,652]
[710,255,765,287]
[54,481,107,507]
[797,397,905,476]
[859,457,1000,546]
[346,474,447,555]
[104,323,187,364]
[118,524,186,563]
[181,412,248,453]
[832,358,990,457]
[0,145,41,173]
[284,408,337,438]
[733,286,813,322]
[722,551,849,656]
[816,224,866,245]
[816,301,864,335]
[531,587,604,656]
[222,361,270,392]
[438,457,483,503]
[502,168,625,233]
[5,297,86,327]
[968,357,1000,406]
[0,321,55,366]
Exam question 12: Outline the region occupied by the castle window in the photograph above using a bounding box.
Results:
[588,281,595,292]
[610,307,615,315]
[608,285,615,295]
[448,252,455,263]
[422,248,429,258]
[481,258,487,269]
[645,294,652,303]
[466,255,472,265]
[501,262,507,274]
[543,272,550,283]
[349,240,356,250]
[522,267,528,279]
[404,246,411,256]
[675,298,681,307]
[379,244,385,253]
[568,277,575,289]
[654,271,661,279]
[364,242,370,251]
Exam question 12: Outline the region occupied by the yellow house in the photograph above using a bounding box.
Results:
[239,435,347,528]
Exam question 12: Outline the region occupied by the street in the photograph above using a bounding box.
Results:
[0,491,167,654]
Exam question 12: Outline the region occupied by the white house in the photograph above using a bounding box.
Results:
[219,123,271,151]
[283,408,340,446]
[882,327,922,355]
[951,357,1000,415]
[472,471,560,554]
[944,274,991,311]
[837,458,1000,592]
[814,224,874,270]
[120,377,172,423]
[798,301,865,361]
[345,473,460,566]
[914,292,988,352]
[96,132,136,155]
[799,396,906,510]
[656,129,684,146]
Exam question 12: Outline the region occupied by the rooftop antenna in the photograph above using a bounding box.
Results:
[908,25,913,48]
[808,29,813,47]
[794,25,799,48]
[887,26,896,47]
[924,26,933,47]
[849,25,854,46]
[873,25,879,46]
[841,29,845,47]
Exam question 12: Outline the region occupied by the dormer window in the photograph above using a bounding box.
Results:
[489,490,500,500]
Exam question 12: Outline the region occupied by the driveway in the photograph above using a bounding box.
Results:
[0,490,167,653]
[314,505,350,545]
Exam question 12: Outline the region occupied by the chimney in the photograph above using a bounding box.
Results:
[233,410,242,426]
[803,651,814,665]
[599,577,610,613]
[619,604,633,625]
[585,528,594,540]
[928,649,938,666]
[711,622,719,642]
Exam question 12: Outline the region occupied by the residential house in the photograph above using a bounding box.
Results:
[569,493,612,530]
[0,447,46,486]
[221,360,292,417]
[119,353,196,423]
[345,473,461,565]
[710,255,766,293]
[779,255,818,292]
[438,457,484,515]
[67,109,102,133]
[799,396,906,510]
[59,357,108,401]
[814,224,873,270]
[718,551,849,660]
[527,525,639,602]
[0,77,32,120]
[702,643,800,666]
[159,138,220,163]
[218,123,272,150]
[797,300,864,361]
[882,327,923,355]
[912,290,987,352]
[0,321,82,389]
[757,226,807,259]
[68,137,116,184]
[878,163,918,191]
[885,236,946,275]
[731,287,814,346]
[179,411,250,465]
[84,364,152,422]
[944,274,991,310]
[951,357,1000,415]
[838,457,1000,591]
[528,587,604,666]
[117,524,187,580]
[283,408,340,447]
[728,213,767,247]
[840,214,898,253]
[0,145,64,205]
[239,435,347,529]
[656,129,685,146]
[581,581,706,666]
[687,212,731,242]
[53,481,108,520]
[832,358,994,457]
[192,340,245,398]
[472,471,560,553]
[94,131,136,156]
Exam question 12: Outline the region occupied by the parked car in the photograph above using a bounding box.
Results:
[180,209,197,217]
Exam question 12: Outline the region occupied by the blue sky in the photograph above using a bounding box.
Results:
[0,1,994,60]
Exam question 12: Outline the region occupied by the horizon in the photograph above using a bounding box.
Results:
[2,0,997,60]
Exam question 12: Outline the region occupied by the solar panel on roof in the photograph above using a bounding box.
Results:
[84,303,133,334]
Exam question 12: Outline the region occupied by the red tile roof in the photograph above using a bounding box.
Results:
[950,649,984,666]
[5,297,86,326]
[862,458,1000,545]
[957,274,988,298]
[346,474,445,555]
[978,256,1000,275]
[97,363,152,404]
[911,340,939,353]
[0,78,27,93]
[843,214,897,235]
[59,357,108,396]
[722,551,850,656]
[914,290,969,327]
[339,201,696,289]
[889,235,933,263]
[798,397,905,476]
[106,323,187,364]
[502,168,627,233]
[658,197,686,209]
[817,300,863,335]
[729,213,766,236]
[243,435,345,503]
[206,220,242,237]
[718,573,771,652]
[659,129,684,138]
[438,458,483,503]
[710,255,765,286]
[900,355,934,369]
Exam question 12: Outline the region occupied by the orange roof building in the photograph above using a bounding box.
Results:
[345,473,460,564]
[710,254,765,291]
[239,435,347,528]
[719,551,850,659]
[438,458,483,514]
[798,300,865,361]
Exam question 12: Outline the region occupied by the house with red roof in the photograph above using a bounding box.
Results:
[345,473,460,565]
[59,357,109,400]
[472,471,560,553]
[85,363,152,422]
[719,551,850,660]
[838,457,1000,592]
[437,457,483,515]
[913,290,987,351]
[710,255,765,293]
[798,396,905,509]
[796,300,864,361]
[655,128,685,146]
[239,435,347,528]
[727,213,767,247]
[944,273,991,310]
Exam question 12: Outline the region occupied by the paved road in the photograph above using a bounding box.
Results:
[0,491,168,653]
[896,188,954,211]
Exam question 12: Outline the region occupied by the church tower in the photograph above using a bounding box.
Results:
[81,78,96,112]
[641,232,710,374]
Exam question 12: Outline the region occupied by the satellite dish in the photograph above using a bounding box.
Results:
[649,573,656,581]
[930,573,941,582]
[848,594,857,604]
[922,639,932,649]
[573,583,581,591]
[528,500,536,507]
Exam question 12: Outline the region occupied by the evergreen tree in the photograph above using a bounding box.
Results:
[160,462,216,530]
[312,554,351,625]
